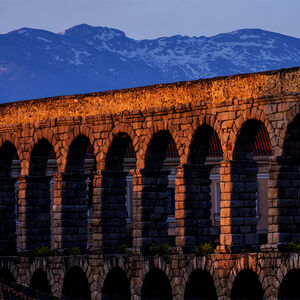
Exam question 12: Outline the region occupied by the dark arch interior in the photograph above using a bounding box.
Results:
[102,267,131,300]
[0,142,19,254]
[231,269,264,300]
[0,268,15,282]
[188,125,222,164]
[278,269,300,300]
[29,138,54,176]
[30,269,51,295]
[66,135,93,173]
[0,142,17,177]
[26,139,56,250]
[141,269,172,300]
[145,130,178,170]
[63,135,95,249]
[62,266,91,300]
[277,114,300,244]
[184,270,217,300]
[106,133,136,170]
[233,119,266,161]
[101,133,136,251]
[231,120,271,249]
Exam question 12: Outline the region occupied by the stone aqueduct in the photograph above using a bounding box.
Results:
[0,67,300,299]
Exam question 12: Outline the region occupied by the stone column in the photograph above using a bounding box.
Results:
[18,175,52,251]
[52,172,88,250]
[266,156,300,250]
[131,169,170,251]
[0,177,17,254]
[92,170,129,252]
[219,160,259,252]
[175,164,212,253]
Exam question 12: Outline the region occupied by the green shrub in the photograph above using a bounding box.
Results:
[70,246,81,255]
[287,242,300,253]
[148,244,171,256]
[115,244,129,254]
[32,246,50,256]
[195,242,214,256]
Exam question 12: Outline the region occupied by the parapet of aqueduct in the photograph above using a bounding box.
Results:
[0,67,300,299]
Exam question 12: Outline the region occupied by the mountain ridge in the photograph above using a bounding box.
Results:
[0,24,300,103]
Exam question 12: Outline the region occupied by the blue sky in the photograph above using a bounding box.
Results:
[0,0,299,39]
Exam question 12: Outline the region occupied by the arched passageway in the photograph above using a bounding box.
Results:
[276,114,300,245]
[141,269,172,300]
[102,267,130,300]
[0,142,19,254]
[184,269,217,300]
[22,139,57,250]
[62,266,91,300]
[278,269,300,300]
[0,268,15,282]
[60,135,95,249]
[30,269,51,295]
[231,269,264,300]
[134,130,179,250]
[176,125,223,251]
[228,120,271,251]
[100,133,136,252]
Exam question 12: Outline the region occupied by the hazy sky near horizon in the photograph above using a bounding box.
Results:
[0,0,299,39]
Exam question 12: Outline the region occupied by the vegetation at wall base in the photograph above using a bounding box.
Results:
[195,242,215,256]
[148,244,171,256]
[69,246,81,255]
[114,244,129,254]
[31,246,51,256]
[286,242,300,253]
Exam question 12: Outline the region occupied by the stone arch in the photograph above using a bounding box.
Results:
[28,128,60,172]
[62,125,98,173]
[184,114,224,164]
[100,257,130,295]
[138,121,182,169]
[229,108,276,160]
[62,265,91,300]
[0,141,20,254]
[0,133,26,173]
[139,258,174,300]
[29,259,56,296]
[0,260,19,283]
[133,126,180,249]
[227,256,266,299]
[225,116,273,250]
[58,132,96,249]
[102,267,131,300]
[176,119,224,251]
[100,123,138,169]
[97,128,137,251]
[181,257,220,299]
[22,137,57,250]
[30,268,52,295]
[274,254,300,299]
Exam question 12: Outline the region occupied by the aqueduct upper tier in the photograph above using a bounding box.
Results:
[0,67,300,299]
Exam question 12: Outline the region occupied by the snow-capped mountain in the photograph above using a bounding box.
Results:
[0,24,300,102]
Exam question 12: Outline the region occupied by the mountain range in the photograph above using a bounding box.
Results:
[0,24,300,102]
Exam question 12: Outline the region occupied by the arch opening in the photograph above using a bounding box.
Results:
[277,114,300,245]
[62,266,91,300]
[141,268,172,300]
[62,135,96,249]
[24,139,57,250]
[278,269,300,300]
[184,269,217,300]
[102,267,130,300]
[0,142,19,254]
[30,269,51,295]
[138,130,179,249]
[101,133,136,252]
[231,269,264,300]
[230,120,271,250]
[178,126,223,251]
[0,268,15,282]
